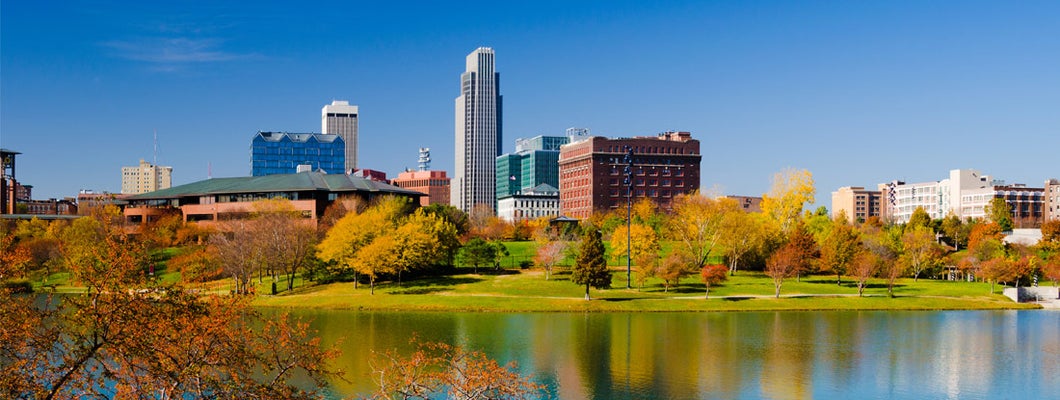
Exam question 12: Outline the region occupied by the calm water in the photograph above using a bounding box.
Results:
[286,309,1060,399]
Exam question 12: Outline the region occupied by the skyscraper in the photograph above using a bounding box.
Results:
[321,100,359,172]
[453,47,502,213]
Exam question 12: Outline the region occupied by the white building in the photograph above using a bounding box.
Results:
[121,159,172,195]
[880,169,1044,226]
[453,47,502,214]
[497,184,559,222]
[321,100,359,172]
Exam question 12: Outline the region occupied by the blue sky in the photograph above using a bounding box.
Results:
[2,0,1058,205]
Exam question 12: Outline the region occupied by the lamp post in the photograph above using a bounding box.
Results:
[623,146,634,289]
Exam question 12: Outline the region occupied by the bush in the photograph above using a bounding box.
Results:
[519,260,534,269]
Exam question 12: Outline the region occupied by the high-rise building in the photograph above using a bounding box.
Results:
[453,47,502,213]
[1046,178,1060,222]
[250,132,345,176]
[878,169,1045,227]
[322,100,359,172]
[121,159,172,194]
[558,131,701,219]
[496,134,570,200]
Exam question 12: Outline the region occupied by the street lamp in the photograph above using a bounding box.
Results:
[623,146,634,289]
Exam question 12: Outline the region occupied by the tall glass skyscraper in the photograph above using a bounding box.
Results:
[453,47,502,213]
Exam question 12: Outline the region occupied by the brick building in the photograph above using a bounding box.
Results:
[558,131,701,219]
[831,187,881,223]
[1046,178,1060,222]
[392,170,451,206]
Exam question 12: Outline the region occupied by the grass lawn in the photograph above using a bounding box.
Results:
[254,267,1040,312]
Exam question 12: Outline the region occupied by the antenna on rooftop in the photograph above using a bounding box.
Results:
[418,148,431,171]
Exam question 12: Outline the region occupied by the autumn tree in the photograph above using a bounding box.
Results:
[1038,219,1060,253]
[369,340,544,399]
[610,223,661,285]
[1042,253,1060,287]
[534,240,568,281]
[318,196,409,287]
[210,219,261,294]
[633,252,659,290]
[700,264,728,298]
[765,244,800,298]
[901,226,944,281]
[940,213,971,250]
[786,222,819,281]
[669,192,731,270]
[818,222,861,286]
[984,197,1014,231]
[980,257,1016,294]
[850,251,879,297]
[253,199,318,291]
[760,168,816,233]
[168,245,222,284]
[718,200,766,276]
[571,229,610,300]
[906,206,932,231]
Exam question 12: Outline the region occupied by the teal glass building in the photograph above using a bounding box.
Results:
[496,135,569,199]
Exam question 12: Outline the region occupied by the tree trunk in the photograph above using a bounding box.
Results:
[545,267,550,280]
[705,286,709,299]
[370,277,375,295]
[858,282,865,297]
[837,273,842,286]
[774,285,781,298]
[584,282,590,301]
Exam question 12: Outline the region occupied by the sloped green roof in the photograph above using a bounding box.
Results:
[128,172,422,200]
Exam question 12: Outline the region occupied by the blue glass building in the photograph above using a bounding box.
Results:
[250,132,345,176]
[495,135,570,200]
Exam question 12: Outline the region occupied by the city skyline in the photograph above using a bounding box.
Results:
[2,1,1058,204]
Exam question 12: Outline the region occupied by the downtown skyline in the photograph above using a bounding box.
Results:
[2,0,1058,204]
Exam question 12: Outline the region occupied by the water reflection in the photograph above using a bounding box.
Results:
[276,309,1060,399]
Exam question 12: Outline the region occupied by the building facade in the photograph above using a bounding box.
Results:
[250,132,345,176]
[830,187,881,223]
[497,184,560,222]
[879,169,1044,227]
[558,132,701,219]
[724,195,764,213]
[392,170,451,206]
[1046,179,1060,222]
[123,171,421,228]
[322,100,359,172]
[121,159,173,195]
[453,47,502,213]
[495,135,570,200]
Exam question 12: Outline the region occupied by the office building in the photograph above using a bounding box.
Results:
[121,159,173,195]
[831,187,882,223]
[558,131,701,219]
[879,169,1044,227]
[322,100,359,171]
[1046,179,1060,221]
[250,132,345,176]
[393,170,451,206]
[496,134,570,200]
[453,47,502,213]
[497,184,560,222]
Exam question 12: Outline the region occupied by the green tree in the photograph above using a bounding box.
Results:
[985,198,1014,231]
[458,238,499,274]
[907,206,932,231]
[571,229,610,300]
[940,213,970,250]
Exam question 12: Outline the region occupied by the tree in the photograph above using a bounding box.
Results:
[633,252,659,290]
[668,192,732,270]
[718,203,766,276]
[940,213,971,250]
[210,219,261,295]
[700,264,728,298]
[369,340,544,399]
[1042,253,1060,288]
[760,168,816,233]
[253,199,318,292]
[534,240,568,281]
[352,234,401,294]
[850,251,879,297]
[657,252,692,292]
[1038,219,1060,253]
[980,257,1016,294]
[907,206,932,231]
[985,197,1014,231]
[1,210,340,398]
[610,223,661,273]
[318,196,409,287]
[571,229,610,300]
[786,222,819,281]
[765,244,800,298]
[818,223,861,286]
[421,203,470,238]
[459,238,499,274]
[901,226,944,281]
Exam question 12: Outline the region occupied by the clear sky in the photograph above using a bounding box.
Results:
[2,0,1058,206]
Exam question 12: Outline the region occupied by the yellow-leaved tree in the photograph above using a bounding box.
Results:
[317,196,409,291]
[610,223,660,286]
[761,168,816,233]
[669,192,737,270]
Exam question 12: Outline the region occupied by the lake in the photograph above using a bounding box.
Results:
[286,309,1060,399]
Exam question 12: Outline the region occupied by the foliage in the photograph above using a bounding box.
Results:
[818,222,861,286]
[368,339,544,400]
[317,196,411,288]
[421,203,470,238]
[571,229,610,300]
[850,251,879,297]
[760,168,816,233]
[1038,219,1060,253]
[980,258,1016,294]
[168,245,222,283]
[633,252,660,290]
[900,226,945,281]
[907,207,932,231]
[700,264,728,298]
[534,240,568,281]
[765,243,800,298]
[1042,253,1060,286]
[609,223,660,266]
[719,200,767,276]
[209,219,261,294]
[786,222,819,278]
[252,199,318,291]
[459,238,501,273]
[984,197,1014,231]
[668,192,732,270]
[0,212,339,399]
[657,252,693,292]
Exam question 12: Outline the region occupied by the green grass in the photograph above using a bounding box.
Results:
[253,268,1039,312]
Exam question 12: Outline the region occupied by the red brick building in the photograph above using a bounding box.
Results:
[558,131,701,219]
[391,170,451,206]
